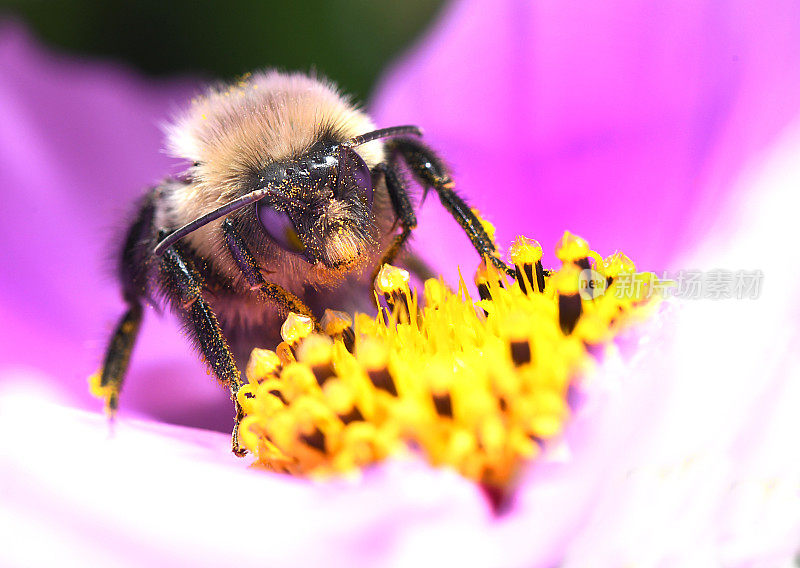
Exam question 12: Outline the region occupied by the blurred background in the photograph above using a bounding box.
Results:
[0,0,443,101]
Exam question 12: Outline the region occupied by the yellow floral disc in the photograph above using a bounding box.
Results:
[238,231,664,489]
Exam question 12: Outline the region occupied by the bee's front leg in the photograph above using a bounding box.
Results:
[159,241,247,457]
[371,163,417,281]
[221,218,317,325]
[387,137,514,277]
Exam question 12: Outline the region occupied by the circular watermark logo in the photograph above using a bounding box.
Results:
[578,269,607,300]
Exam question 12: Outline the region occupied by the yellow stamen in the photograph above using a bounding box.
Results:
[320,309,353,336]
[245,348,282,384]
[280,312,315,345]
[237,232,663,491]
[555,231,590,262]
[509,236,543,265]
[374,264,410,296]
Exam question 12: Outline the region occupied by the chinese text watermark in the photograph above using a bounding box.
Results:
[578,269,764,300]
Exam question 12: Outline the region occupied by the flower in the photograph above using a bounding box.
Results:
[234,232,663,503]
[2,1,800,565]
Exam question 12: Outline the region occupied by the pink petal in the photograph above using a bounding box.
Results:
[372,0,800,284]
[0,23,232,428]
[2,4,799,565]
[0,387,491,567]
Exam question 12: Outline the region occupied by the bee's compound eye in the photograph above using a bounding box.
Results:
[256,203,306,253]
[343,149,373,209]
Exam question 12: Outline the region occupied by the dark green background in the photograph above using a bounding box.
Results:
[1,0,444,102]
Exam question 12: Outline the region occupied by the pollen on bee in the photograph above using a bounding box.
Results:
[471,207,497,245]
[325,231,361,266]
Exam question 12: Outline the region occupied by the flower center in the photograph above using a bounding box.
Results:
[237,230,663,495]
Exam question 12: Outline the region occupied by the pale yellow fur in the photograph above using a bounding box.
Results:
[158,71,394,327]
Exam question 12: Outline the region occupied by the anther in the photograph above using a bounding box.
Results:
[425,361,454,418]
[245,348,282,383]
[280,312,315,361]
[501,312,533,365]
[423,278,448,310]
[556,234,603,299]
[558,295,582,335]
[555,231,591,268]
[551,267,583,335]
[281,312,315,346]
[296,334,336,386]
[323,380,365,425]
[269,388,288,405]
[320,309,355,353]
[474,258,505,306]
[276,342,296,365]
[603,251,636,287]
[432,393,453,418]
[359,339,398,396]
[338,407,365,424]
[510,341,532,366]
[509,236,545,294]
[374,264,411,321]
[300,427,326,453]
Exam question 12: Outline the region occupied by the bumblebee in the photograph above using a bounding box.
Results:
[99,70,508,455]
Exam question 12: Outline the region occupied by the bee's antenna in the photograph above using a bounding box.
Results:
[154,187,285,257]
[346,125,422,147]
[332,126,422,189]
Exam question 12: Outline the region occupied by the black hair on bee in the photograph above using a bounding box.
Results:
[97,70,510,455]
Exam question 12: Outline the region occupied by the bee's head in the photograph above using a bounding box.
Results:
[253,138,375,269]
[154,124,422,272]
[158,71,423,279]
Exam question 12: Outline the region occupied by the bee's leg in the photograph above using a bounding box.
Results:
[159,244,247,457]
[97,191,157,415]
[387,137,514,276]
[221,219,317,324]
[372,163,417,278]
[97,303,143,414]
